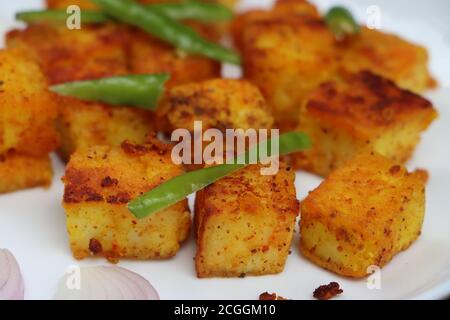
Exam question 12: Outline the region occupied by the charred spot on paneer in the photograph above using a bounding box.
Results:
[0,48,58,193]
[62,136,191,262]
[300,152,427,278]
[313,282,343,300]
[158,79,274,133]
[339,28,436,93]
[195,163,299,278]
[294,71,437,177]
[239,14,338,131]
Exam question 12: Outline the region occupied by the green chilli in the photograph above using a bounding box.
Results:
[148,1,233,22]
[92,0,241,65]
[325,6,360,39]
[16,10,109,24]
[128,132,311,219]
[16,2,233,24]
[50,74,170,110]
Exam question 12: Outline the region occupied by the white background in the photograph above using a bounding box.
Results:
[0,0,449,299]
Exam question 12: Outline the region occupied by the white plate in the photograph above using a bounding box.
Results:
[1,0,450,300]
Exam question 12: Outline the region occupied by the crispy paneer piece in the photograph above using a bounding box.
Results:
[158,79,274,132]
[6,24,128,84]
[300,152,427,278]
[195,163,299,278]
[0,153,53,194]
[259,292,288,300]
[313,282,343,300]
[62,138,191,262]
[232,0,320,51]
[240,15,338,130]
[339,28,436,93]
[7,24,154,160]
[0,48,59,157]
[294,71,437,177]
[56,98,154,161]
[57,99,154,161]
[128,30,220,89]
[46,1,227,75]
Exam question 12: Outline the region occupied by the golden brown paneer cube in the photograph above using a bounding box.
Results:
[128,30,220,89]
[56,97,154,162]
[195,163,299,278]
[339,28,436,93]
[232,0,320,51]
[158,79,274,133]
[0,154,53,194]
[294,71,437,177]
[0,48,59,157]
[239,14,338,130]
[0,49,58,193]
[62,137,191,262]
[7,24,154,160]
[6,23,128,85]
[300,152,428,278]
[41,3,221,88]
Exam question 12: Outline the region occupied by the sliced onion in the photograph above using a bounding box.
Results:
[54,266,160,300]
[0,249,25,300]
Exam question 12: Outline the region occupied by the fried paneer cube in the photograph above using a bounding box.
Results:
[57,98,154,161]
[240,15,338,130]
[0,49,59,157]
[195,163,299,278]
[128,30,220,89]
[139,0,238,40]
[0,49,58,193]
[232,0,320,51]
[43,3,221,87]
[294,71,437,177]
[339,28,436,93]
[0,154,53,194]
[6,24,128,84]
[7,24,154,160]
[236,2,435,129]
[158,79,274,133]
[300,152,427,278]
[62,138,191,262]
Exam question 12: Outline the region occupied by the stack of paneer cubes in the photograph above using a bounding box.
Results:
[231,0,437,278]
[0,0,439,280]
